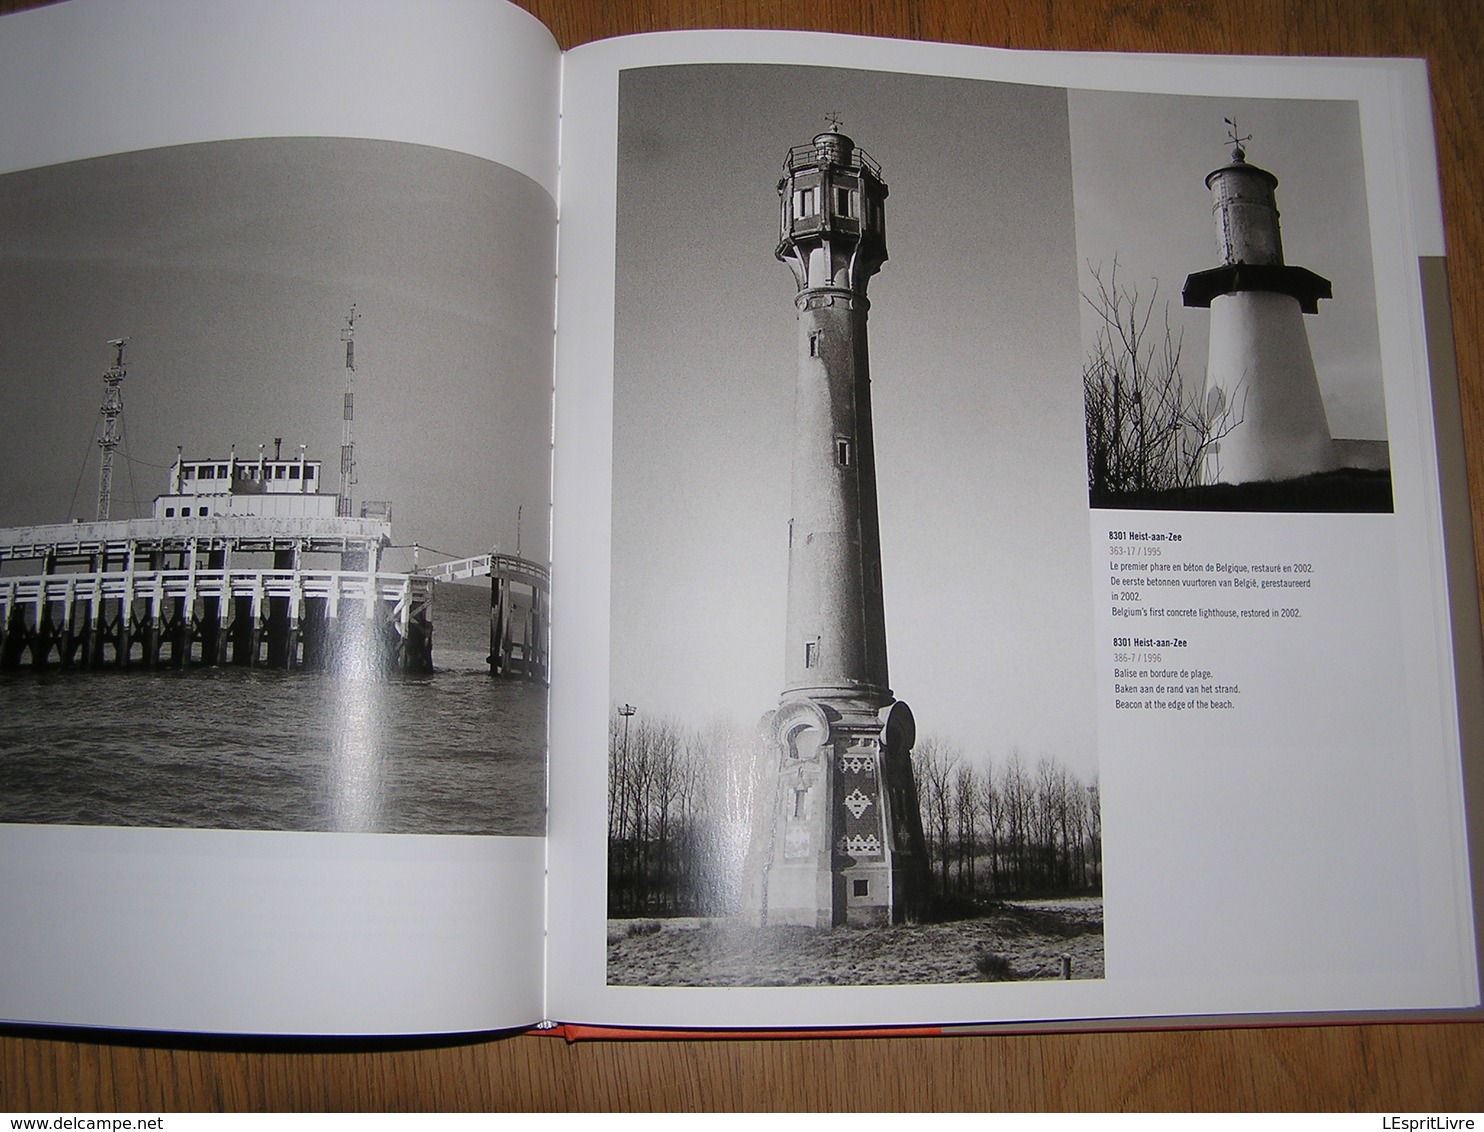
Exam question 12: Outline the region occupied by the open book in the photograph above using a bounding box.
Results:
[0,0,1478,1037]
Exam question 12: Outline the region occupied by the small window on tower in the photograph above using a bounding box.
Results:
[835,186,852,216]
[853,879,869,897]
[808,331,822,357]
[836,437,853,467]
[804,640,819,668]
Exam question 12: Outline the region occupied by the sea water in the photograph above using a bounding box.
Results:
[0,583,545,836]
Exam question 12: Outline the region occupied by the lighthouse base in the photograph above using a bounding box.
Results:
[1202,291,1338,484]
[744,698,929,929]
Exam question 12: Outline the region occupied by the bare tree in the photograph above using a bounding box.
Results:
[953,761,979,894]
[914,735,959,896]
[608,708,758,917]
[1083,260,1243,502]
[979,758,1003,894]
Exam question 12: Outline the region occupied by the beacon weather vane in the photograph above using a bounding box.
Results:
[1223,116,1253,161]
[824,110,844,132]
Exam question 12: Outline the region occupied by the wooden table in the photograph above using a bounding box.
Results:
[3,0,1483,1111]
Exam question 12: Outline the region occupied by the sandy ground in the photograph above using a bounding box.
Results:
[607,897,1104,986]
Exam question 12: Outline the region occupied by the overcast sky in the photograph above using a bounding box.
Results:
[0,137,555,568]
[1069,90,1384,441]
[610,64,1097,777]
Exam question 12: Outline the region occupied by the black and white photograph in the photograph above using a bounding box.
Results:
[605,64,1104,987]
[0,137,554,835]
[1070,91,1391,512]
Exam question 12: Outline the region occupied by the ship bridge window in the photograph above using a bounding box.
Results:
[199,466,215,480]
[182,507,191,517]
[165,507,175,517]
[200,505,209,516]
[289,466,300,479]
[218,465,228,477]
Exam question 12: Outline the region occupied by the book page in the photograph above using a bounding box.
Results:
[0,0,558,1035]
[546,30,1479,1029]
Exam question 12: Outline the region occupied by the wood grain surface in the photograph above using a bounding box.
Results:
[2,0,1483,1112]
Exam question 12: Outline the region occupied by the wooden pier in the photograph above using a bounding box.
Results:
[417,552,549,681]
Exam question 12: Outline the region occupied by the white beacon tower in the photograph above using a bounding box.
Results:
[1182,131,1336,484]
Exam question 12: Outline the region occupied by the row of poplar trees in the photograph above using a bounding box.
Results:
[607,708,1101,918]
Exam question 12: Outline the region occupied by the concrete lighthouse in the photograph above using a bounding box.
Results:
[746,124,928,929]
[1182,126,1337,484]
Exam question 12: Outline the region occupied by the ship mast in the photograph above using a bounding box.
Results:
[95,338,129,521]
[338,305,358,518]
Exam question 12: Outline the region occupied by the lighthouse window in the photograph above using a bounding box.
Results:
[808,331,822,357]
[834,186,852,216]
[836,437,853,467]
[804,640,819,668]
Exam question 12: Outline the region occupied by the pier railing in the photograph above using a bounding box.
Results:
[413,553,550,682]
[0,516,392,564]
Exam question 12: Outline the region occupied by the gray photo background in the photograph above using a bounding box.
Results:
[0,138,555,835]
[611,65,1098,784]
[1068,90,1385,446]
